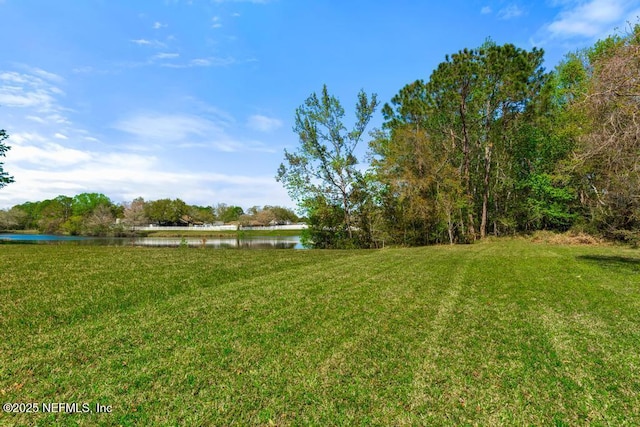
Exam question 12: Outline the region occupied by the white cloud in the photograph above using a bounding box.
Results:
[160,56,237,68]
[113,111,273,153]
[130,38,167,48]
[190,58,214,66]
[152,52,180,60]
[0,65,291,210]
[481,6,492,14]
[0,91,53,108]
[0,143,290,208]
[247,114,283,132]
[26,67,64,84]
[498,4,524,20]
[8,131,47,145]
[46,113,71,125]
[114,113,220,142]
[122,53,237,70]
[0,71,65,115]
[153,21,167,29]
[212,16,222,28]
[7,132,91,167]
[2,134,287,211]
[26,115,45,124]
[131,38,152,45]
[182,98,237,126]
[541,0,637,40]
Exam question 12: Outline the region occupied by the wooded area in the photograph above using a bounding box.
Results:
[279,27,640,248]
[2,28,639,246]
[0,194,298,236]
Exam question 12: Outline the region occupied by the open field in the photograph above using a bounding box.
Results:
[1,240,639,425]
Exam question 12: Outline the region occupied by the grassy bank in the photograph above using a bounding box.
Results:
[143,229,302,238]
[0,229,40,234]
[1,240,639,425]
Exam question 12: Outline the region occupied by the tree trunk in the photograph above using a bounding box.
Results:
[447,210,454,244]
[342,191,352,239]
[460,98,476,240]
[480,143,493,239]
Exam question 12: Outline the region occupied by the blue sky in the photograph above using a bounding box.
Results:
[1,0,638,210]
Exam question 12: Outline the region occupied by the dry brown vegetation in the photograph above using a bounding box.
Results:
[529,230,606,245]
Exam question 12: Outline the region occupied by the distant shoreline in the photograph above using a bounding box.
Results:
[143,229,303,238]
[1,226,306,238]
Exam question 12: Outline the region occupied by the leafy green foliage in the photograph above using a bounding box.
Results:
[239,205,299,226]
[4,193,118,235]
[72,192,113,217]
[3,193,300,236]
[215,203,244,223]
[371,31,640,246]
[277,85,378,248]
[521,173,576,230]
[564,25,640,239]
[373,42,550,244]
[299,195,351,248]
[0,207,26,230]
[187,205,215,224]
[144,198,188,225]
[0,129,15,189]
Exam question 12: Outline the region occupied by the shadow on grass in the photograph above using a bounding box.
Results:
[577,255,640,271]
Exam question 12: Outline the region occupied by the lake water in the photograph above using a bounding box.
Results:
[0,234,304,249]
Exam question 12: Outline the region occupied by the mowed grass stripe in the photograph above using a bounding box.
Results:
[4,248,452,425]
[406,241,640,425]
[1,241,640,425]
[528,246,640,425]
[409,244,478,419]
[0,245,367,337]
[2,247,458,425]
[404,243,572,425]
[1,247,404,424]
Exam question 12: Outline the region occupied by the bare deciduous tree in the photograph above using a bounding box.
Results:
[572,26,640,235]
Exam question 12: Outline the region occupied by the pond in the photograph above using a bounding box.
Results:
[0,234,304,249]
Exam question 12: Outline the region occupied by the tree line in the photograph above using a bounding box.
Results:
[278,27,640,248]
[0,193,299,236]
[2,28,637,246]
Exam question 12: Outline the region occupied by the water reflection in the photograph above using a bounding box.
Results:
[128,236,301,249]
[0,234,86,242]
[0,234,303,249]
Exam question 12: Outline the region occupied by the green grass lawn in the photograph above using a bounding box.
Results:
[1,240,639,425]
